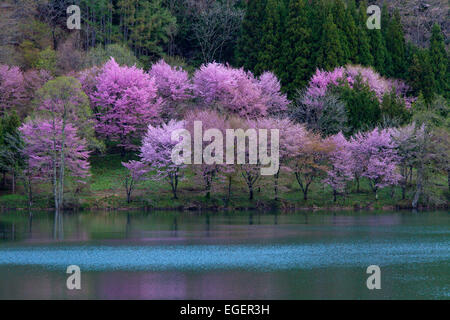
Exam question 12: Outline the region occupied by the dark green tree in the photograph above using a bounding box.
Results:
[428,24,448,97]
[385,10,406,77]
[235,0,267,72]
[281,0,311,94]
[332,0,351,64]
[334,77,381,135]
[408,50,435,105]
[255,0,285,75]
[355,1,373,66]
[316,13,344,71]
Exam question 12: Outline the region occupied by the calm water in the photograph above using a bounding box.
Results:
[0,210,448,299]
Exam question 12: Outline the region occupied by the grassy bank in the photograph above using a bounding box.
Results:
[0,155,447,211]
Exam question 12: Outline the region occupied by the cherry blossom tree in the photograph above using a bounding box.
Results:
[256,72,289,116]
[185,110,227,199]
[391,123,424,199]
[252,117,306,200]
[91,58,163,151]
[192,62,265,118]
[140,120,186,199]
[149,59,192,120]
[350,128,401,199]
[122,160,149,203]
[20,118,90,210]
[0,65,26,115]
[31,76,94,211]
[290,132,334,201]
[324,132,354,202]
[149,60,192,100]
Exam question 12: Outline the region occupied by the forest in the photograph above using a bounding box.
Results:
[0,0,448,211]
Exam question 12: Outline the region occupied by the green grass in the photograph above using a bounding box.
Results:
[0,154,448,211]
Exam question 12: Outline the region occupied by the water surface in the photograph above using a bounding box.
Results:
[0,210,448,299]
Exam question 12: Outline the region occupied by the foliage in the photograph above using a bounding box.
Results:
[91,58,162,151]
[140,120,186,199]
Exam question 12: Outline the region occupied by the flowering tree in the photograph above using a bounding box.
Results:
[193,62,288,119]
[290,132,334,201]
[323,133,354,201]
[140,120,186,199]
[122,160,149,203]
[185,110,227,199]
[193,62,265,118]
[0,65,26,115]
[149,59,192,120]
[350,128,401,198]
[391,123,424,199]
[20,119,90,210]
[91,58,162,151]
[149,60,192,100]
[303,65,412,108]
[257,72,289,116]
[32,76,94,210]
[252,117,306,200]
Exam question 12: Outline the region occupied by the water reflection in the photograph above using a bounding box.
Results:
[0,210,448,299]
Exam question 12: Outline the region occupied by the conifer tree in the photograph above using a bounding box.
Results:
[235,0,267,72]
[385,10,406,77]
[317,13,344,71]
[281,0,311,94]
[380,3,393,76]
[428,24,448,96]
[408,50,435,105]
[355,1,373,66]
[255,0,285,75]
[332,0,351,64]
[368,28,387,75]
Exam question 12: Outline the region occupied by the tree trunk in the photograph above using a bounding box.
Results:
[412,164,423,209]
[333,189,337,202]
[11,170,15,194]
[249,186,254,200]
[226,176,232,203]
[274,171,279,201]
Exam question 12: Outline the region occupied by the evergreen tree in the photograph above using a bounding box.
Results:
[317,13,344,71]
[343,3,359,63]
[408,50,435,105]
[281,0,311,94]
[428,24,448,96]
[385,10,406,77]
[380,3,393,76]
[332,0,351,64]
[355,1,373,66]
[307,0,331,69]
[368,28,387,74]
[255,0,285,75]
[235,0,267,72]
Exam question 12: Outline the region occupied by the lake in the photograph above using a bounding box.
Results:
[0,210,448,299]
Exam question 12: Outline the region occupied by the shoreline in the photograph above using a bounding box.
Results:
[1,202,447,213]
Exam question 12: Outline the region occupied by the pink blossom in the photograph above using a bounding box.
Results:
[91,58,163,150]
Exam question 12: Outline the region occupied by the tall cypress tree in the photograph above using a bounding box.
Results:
[317,13,344,71]
[281,0,311,94]
[343,4,359,63]
[368,28,387,74]
[307,0,331,69]
[255,0,285,75]
[428,24,448,96]
[380,3,393,76]
[235,0,267,72]
[408,50,435,105]
[355,1,373,66]
[385,10,406,77]
[332,0,351,64]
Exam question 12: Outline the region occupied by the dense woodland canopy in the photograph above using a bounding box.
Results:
[0,0,448,210]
